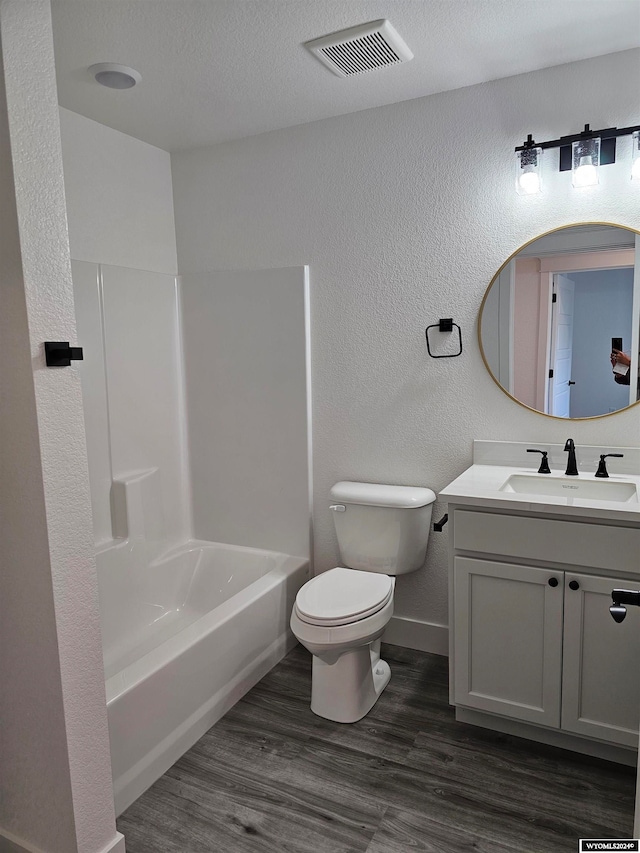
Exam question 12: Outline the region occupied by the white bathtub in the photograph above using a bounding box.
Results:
[97,538,309,815]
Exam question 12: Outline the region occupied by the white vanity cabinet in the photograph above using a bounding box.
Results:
[561,571,640,746]
[453,557,564,727]
[449,506,640,755]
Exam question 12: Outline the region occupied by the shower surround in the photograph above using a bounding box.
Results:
[73,261,310,813]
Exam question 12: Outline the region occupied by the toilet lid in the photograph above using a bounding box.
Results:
[295,567,393,626]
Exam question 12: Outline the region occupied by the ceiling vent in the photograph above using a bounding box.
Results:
[304,20,413,78]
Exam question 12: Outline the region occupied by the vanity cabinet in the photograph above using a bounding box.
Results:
[454,557,564,727]
[561,571,640,745]
[450,507,640,752]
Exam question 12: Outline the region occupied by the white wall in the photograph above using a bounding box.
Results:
[0,20,75,853]
[0,2,122,851]
[172,48,640,640]
[181,268,310,557]
[60,107,177,274]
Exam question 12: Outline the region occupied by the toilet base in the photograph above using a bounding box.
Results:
[310,639,391,723]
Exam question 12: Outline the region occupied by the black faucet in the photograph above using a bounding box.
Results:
[563,438,578,476]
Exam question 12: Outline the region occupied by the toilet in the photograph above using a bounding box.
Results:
[290,481,436,723]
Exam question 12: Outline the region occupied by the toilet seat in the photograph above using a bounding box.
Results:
[294,567,393,627]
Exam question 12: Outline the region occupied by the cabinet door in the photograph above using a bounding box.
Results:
[454,557,563,726]
[562,573,640,747]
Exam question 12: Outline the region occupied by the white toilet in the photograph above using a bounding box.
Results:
[290,481,436,723]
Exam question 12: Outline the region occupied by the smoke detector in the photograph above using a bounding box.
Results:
[305,19,413,78]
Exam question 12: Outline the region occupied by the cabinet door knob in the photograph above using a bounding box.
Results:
[569,580,580,591]
[548,577,559,587]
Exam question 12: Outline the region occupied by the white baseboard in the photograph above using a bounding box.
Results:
[0,829,125,853]
[99,833,126,853]
[383,615,448,656]
[0,829,47,853]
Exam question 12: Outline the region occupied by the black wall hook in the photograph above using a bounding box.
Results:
[425,319,462,358]
[44,341,84,367]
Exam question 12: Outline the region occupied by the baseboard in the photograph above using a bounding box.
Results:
[0,829,125,853]
[0,834,29,853]
[382,615,448,656]
[0,829,49,853]
[99,833,126,853]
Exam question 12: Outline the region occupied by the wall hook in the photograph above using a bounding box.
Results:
[44,341,84,367]
[425,319,462,358]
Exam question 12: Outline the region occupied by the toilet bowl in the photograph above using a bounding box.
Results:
[291,567,395,722]
[291,481,435,723]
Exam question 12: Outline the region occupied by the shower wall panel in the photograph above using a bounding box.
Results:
[180,267,310,558]
[73,262,190,553]
[73,260,113,546]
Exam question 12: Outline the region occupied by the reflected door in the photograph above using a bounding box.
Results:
[630,235,640,407]
[548,274,575,417]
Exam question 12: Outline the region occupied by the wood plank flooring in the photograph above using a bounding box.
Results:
[117,644,636,852]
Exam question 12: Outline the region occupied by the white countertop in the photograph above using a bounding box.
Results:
[440,444,640,523]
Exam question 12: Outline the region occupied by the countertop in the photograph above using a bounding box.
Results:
[440,462,640,523]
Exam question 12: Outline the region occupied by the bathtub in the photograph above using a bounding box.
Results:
[96,538,309,815]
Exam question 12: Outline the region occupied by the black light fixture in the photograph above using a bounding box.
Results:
[514,123,640,194]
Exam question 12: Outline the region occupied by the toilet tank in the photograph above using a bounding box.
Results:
[330,481,436,575]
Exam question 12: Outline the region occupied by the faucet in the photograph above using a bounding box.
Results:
[563,438,578,476]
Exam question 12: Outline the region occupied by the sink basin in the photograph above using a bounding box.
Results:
[500,474,638,503]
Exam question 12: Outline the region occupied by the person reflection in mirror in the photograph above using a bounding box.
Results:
[611,349,631,385]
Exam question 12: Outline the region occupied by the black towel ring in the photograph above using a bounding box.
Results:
[425,319,462,358]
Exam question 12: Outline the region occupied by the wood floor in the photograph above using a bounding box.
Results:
[117,644,636,853]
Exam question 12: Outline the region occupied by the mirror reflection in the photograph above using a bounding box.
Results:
[479,224,640,419]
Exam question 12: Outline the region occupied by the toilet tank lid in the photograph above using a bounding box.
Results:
[330,481,436,508]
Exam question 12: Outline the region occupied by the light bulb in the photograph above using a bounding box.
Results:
[515,144,542,195]
[573,155,598,187]
[518,170,541,194]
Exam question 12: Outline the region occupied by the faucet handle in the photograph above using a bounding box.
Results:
[527,449,551,474]
[595,453,624,479]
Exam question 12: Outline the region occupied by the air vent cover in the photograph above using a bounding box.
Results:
[305,19,413,78]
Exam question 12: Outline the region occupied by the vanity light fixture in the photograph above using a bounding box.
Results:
[514,122,640,194]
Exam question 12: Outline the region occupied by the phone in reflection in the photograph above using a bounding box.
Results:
[611,337,629,375]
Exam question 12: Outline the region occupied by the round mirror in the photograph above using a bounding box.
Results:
[479,223,640,419]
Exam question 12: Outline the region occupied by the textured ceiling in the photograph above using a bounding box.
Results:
[51,0,640,152]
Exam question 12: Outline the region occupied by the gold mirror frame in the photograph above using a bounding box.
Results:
[478,221,640,421]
